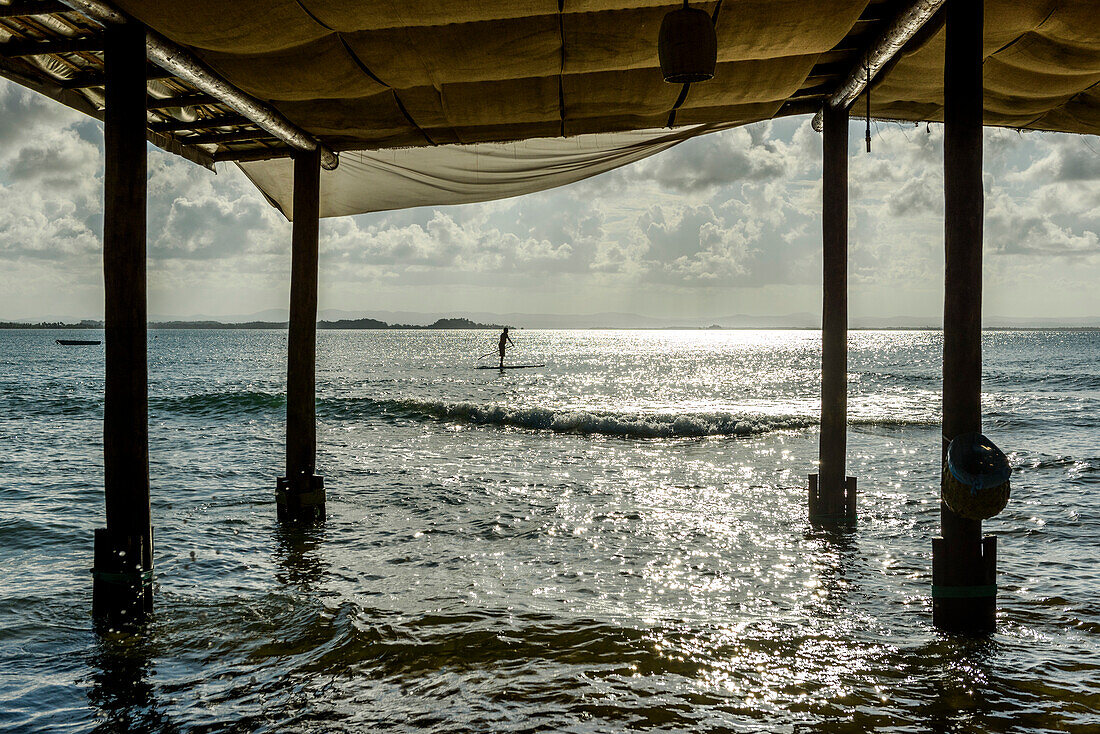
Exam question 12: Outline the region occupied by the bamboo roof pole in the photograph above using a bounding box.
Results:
[812,0,946,131]
[56,0,339,170]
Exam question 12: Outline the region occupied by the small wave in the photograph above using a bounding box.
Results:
[152,390,284,417]
[985,370,1100,390]
[0,392,101,417]
[848,415,939,428]
[326,396,811,438]
[142,390,943,438]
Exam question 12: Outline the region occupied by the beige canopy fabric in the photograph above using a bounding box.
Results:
[871,2,1100,132]
[110,0,863,149]
[98,0,1100,216]
[236,122,738,219]
[109,1,1100,145]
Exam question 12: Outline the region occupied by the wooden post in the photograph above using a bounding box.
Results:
[933,0,996,633]
[277,149,325,524]
[92,20,152,623]
[809,105,856,522]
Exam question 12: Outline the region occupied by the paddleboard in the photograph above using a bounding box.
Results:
[476,364,545,370]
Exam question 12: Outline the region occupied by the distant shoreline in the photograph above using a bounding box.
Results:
[2,319,1099,332]
[0,317,505,331]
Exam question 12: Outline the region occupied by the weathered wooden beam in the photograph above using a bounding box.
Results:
[93,19,152,624]
[812,0,945,126]
[0,1,69,17]
[149,113,249,132]
[776,99,825,119]
[0,35,101,57]
[933,0,995,634]
[146,92,217,109]
[60,64,175,89]
[182,129,278,146]
[809,104,855,522]
[212,146,294,162]
[58,0,338,170]
[212,146,294,163]
[804,61,855,81]
[790,84,833,100]
[277,149,326,524]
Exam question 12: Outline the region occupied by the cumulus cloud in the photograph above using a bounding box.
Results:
[1,73,1099,321]
[628,122,794,193]
[1011,133,1100,183]
[0,80,85,157]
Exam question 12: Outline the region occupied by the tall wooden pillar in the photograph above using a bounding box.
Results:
[809,105,856,521]
[933,0,996,633]
[93,21,152,623]
[277,149,325,524]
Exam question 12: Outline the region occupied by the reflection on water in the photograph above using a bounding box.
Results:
[87,630,176,733]
[1,330,1099,731]
[274,527,330,591]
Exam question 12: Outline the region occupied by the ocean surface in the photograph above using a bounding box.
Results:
[1,328,1098,733]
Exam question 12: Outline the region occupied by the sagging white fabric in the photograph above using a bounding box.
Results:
[236,123,738,220]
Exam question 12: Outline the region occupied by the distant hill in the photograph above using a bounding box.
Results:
[0,319,103,329]
[321,317,501,329]
[154,320,285,329]
[6,309,1100,330]
[317,318,388,329]
[1,316,504,330]
[422,317,501,329]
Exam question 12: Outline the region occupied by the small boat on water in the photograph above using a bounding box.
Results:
[56,339,101,346]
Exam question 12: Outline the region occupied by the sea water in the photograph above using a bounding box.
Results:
[0,329,1098,732]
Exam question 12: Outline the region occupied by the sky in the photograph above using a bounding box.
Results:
[1,77,1099,323]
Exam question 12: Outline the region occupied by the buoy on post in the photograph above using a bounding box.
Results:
[942,433,1011,521]
[933,433,1010,630]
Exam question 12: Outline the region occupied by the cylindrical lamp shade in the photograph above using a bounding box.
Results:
[659,6,717,84]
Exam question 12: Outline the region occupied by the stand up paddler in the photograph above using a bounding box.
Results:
[498,327,514,369]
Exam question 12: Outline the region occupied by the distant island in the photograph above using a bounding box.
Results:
[0,317,504,330]
[3,315,1099,331]
[318,317,502,330]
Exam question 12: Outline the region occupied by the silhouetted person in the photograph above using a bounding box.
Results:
[498,327,514,369]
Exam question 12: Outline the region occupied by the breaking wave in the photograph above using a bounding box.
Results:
[329,396,817,438]
[144,391,943,438]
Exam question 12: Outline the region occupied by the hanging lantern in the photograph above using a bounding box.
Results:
[658,1,717,84]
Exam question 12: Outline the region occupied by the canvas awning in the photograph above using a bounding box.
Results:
[237,122,739,219]
[2,1,1099,216]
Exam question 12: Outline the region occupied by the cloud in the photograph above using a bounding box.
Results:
[0,80,85,157]
[0,77,1099,322]
[886,175,941,216]
[1012,133,1100,183]
[5,129,101,199]
[987,193,1100,257]
[320,210,577,282]
[628,122,795,193]
[0,184,99,261]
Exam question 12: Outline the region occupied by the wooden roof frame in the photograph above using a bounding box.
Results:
[0,0,948,171]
